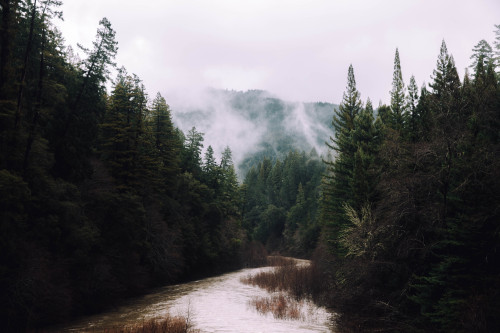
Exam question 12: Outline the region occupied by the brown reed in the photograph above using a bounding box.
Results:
[99,313,199,333]
[249,294,304,320]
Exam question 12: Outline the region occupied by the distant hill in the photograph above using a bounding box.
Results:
[169,89,337,178]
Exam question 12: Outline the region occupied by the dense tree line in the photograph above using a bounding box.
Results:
[318,34,500,332]
[240,149,325,256]
[0,2,243,330]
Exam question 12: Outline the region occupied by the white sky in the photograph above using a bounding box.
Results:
[57,0,500,105]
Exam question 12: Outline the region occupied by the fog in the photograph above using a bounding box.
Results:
[166,88,335,178]
[167,89,265,170]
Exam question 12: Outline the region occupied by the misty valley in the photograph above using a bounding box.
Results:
[1,2,500,333]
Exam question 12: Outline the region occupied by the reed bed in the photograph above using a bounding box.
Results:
[98,314,199,333]
[249,293,303,320]
[241,260,317,298]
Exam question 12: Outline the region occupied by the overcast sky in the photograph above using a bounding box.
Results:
[57,0,500,105]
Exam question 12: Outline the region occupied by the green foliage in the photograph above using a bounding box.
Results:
[322,65,382,257]
[0,7,244,331]
[470,39,494,73]
[180,126,204,178]
[389,48,408,132]
[241,150,324,255]
[318,33,500,332]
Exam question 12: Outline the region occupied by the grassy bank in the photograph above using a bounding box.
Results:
[241,256,326,300]
[240,255,334,324]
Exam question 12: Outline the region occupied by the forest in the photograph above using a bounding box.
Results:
[1,1,499,332]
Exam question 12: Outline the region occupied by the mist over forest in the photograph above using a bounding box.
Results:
[169,88,336,177]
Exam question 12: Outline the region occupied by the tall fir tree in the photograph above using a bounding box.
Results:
[149,92,180,192]
[323,64,362,255]
[100,69,147,191]
[203,145,219,189]
[350,98,380,209]
[492,24,500,74]
[218,146,240,215]
[180,126,204,179]
[389,48,407,132]
[406,75,420,141]
[52,17,118,180]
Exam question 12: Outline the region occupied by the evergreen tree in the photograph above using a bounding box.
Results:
[203,145,219,189]
[218,146,239,215]
[323,64,362,255]
[413,84,433,141]
[268,158,283,206]
[406,75,419,141]
[181,126,204,178]
[389,48,407,131]
[494,24,500,74]
[100,69,147,191]
[52,17,118,180]
[470,39,494,74]
[149,92,180,192]
[350,98,380,209]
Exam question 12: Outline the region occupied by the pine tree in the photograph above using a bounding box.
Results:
[149,92,180,191]
[203,145,219,189]
[389,48,407,131]
[350,98,380,209]
[181,127,204,178]
[74,17,117,108]
[406,75,420,141]
[52,17,118,180]
[100,69,147,191]
[323,64,363,255]
[493,24,500,75]
[218,146,239,215]
[429,40,461,104]
[470,39,494,74]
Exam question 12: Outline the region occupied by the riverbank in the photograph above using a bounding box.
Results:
[43,256,332,333]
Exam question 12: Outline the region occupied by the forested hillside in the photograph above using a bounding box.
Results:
[0,3,244,330]
[169,88,335,178]
[241,149,325,257]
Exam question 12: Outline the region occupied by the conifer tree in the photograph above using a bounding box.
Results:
[389,48,407,132]
[149,92,180,191]
[100,69,146,190]
[268,158,283,206]
[218,146,239,215]
[52,17,117,180]
[470,39,494,74]
[406,75,420,141]
[494,24,500,74]
[179,126,205,181]
[323,64,362,255]
[203,145,219,189]
[350,98,380,209]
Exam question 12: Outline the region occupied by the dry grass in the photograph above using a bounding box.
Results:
[97,313,199,333]
[242,256,330,323]
[241,260,317,298]
[249,293,304,320]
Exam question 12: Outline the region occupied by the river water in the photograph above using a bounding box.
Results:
[50,265,334,332]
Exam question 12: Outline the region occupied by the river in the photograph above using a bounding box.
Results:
[49,265,334,332]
